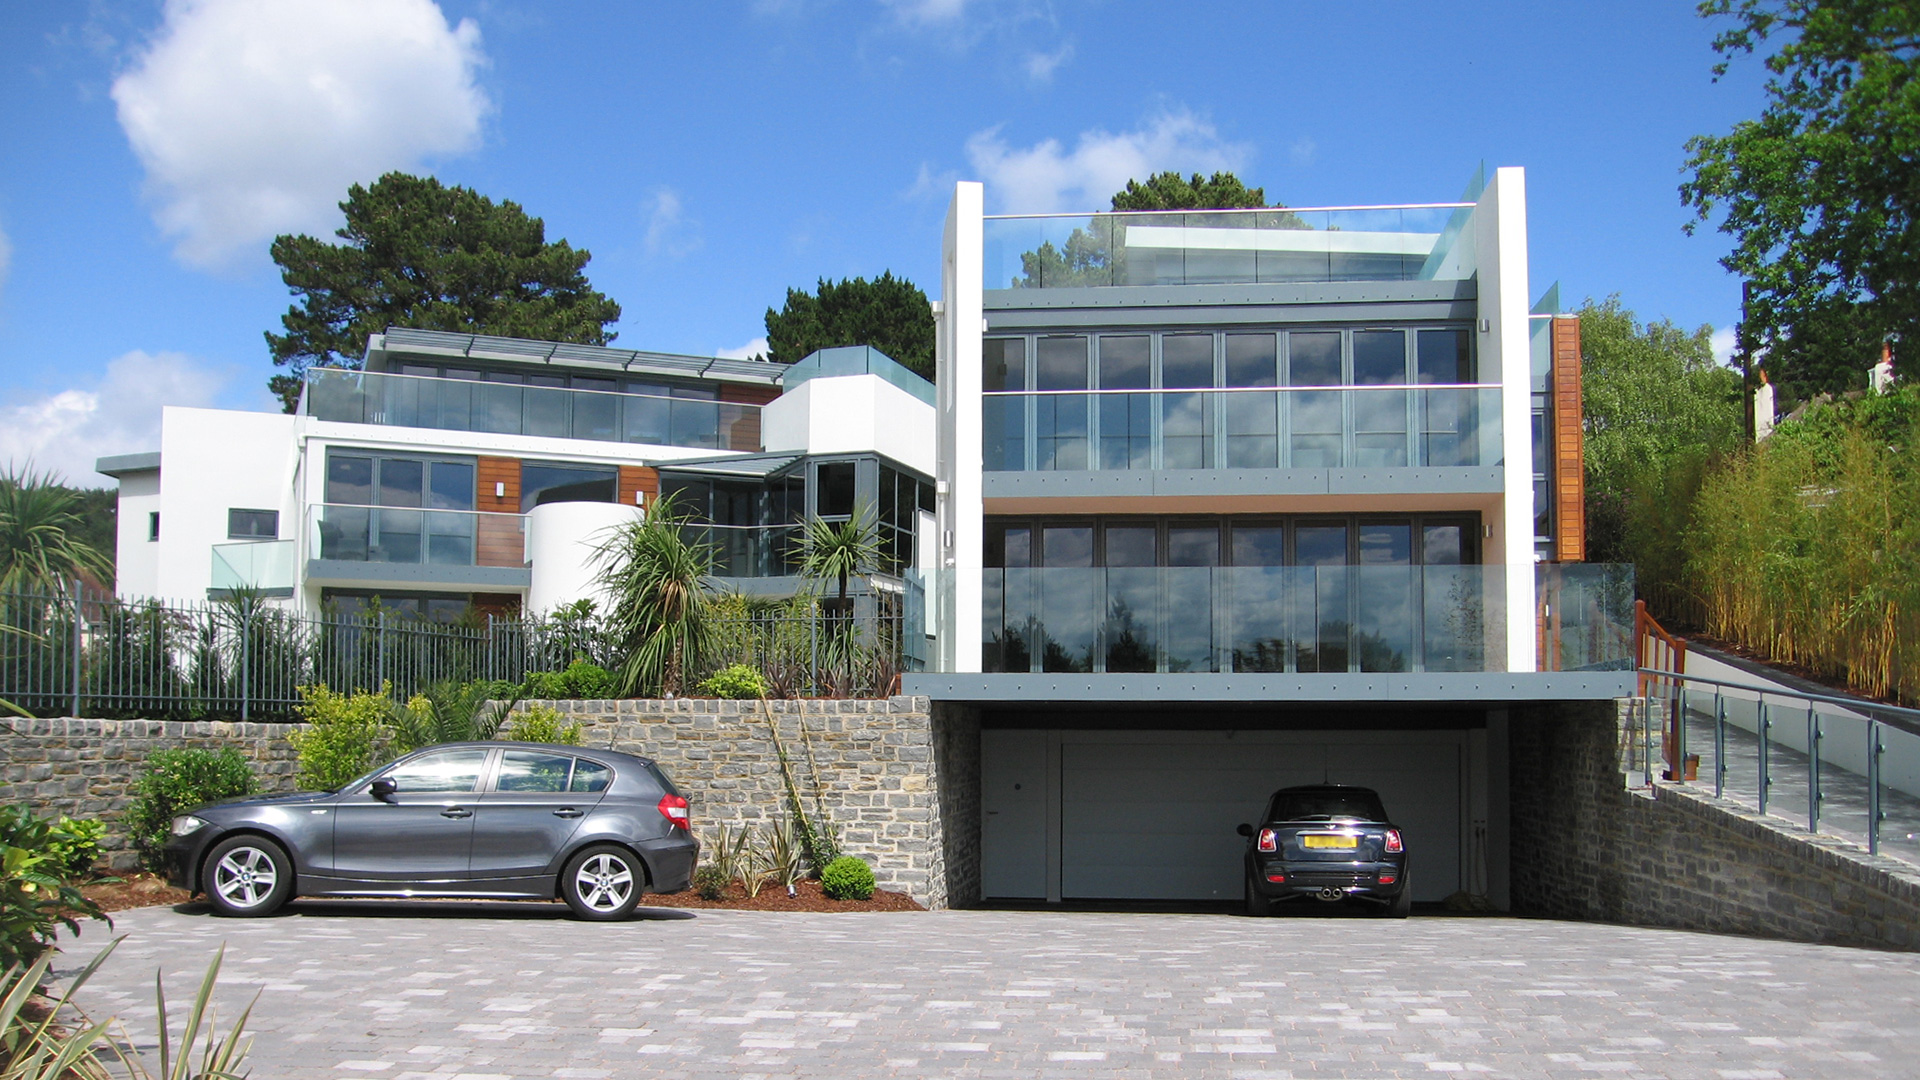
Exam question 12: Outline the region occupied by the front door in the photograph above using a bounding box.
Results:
[469,750,609,881]
[331,747,492,883]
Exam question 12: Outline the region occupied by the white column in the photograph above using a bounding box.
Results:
[1476,167,1538,673]
[938,182,985,672]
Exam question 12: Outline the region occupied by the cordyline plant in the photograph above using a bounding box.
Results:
[592,492,714,697]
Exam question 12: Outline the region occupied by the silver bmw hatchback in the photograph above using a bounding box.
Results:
[163,742,699,920]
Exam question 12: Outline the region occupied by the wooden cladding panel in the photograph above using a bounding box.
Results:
[1551,316,1586,562]
[476,515,525,567]
[719,383,781,406]
[477,456,521,514]
[717,383,772,451]
[618,466,659,509]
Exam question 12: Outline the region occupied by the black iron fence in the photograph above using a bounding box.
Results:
[0,582,920,720]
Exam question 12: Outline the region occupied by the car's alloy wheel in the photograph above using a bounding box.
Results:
[203,836,292,917]
[562,845,643,920]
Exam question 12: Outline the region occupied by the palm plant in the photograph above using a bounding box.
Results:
[799,512,879,609]
[0,465,114,591]
[592,492,713,697]
[389,679,513,753]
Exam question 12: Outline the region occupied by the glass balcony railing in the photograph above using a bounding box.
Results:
[686,523,803,579]
[983,386,1503,472]
[306,504,527,568]
[210,540,296,592]
[304,368,763,452]
[984,204,1479,291]
[982,565,1509,675]
[1537,563,1636,672]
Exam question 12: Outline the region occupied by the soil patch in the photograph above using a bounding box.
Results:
[80,872,192,913]
[641,877,922,912]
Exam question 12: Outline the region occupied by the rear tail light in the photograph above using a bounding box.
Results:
[1266,873,1286,883]
[1384,829,1403,854]
[657,793,690,830]
[1377,872,1397,885]
[1257,828,1277,853]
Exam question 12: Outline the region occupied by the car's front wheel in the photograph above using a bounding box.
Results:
[203,835,293,917]
[562,844,644,920]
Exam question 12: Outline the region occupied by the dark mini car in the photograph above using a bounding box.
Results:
[1237,785,1410,917]
[164,742,698,920]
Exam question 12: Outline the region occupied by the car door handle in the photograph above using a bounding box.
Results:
[552,808,583,818]
[441,807,473,819]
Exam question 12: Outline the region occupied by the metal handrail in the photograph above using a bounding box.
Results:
[982,383,1502,397]
[984,202,1476,221]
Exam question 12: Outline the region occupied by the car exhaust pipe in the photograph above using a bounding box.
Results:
[1316,887,1343,902]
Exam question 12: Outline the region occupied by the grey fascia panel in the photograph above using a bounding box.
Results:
[986,279,1475,311]
[305,560,531,590]
[95,452,161,478]
[988,298,1478,332]
[367,328,783,386]
[981,467,1500,500]
[901,671,1632,703]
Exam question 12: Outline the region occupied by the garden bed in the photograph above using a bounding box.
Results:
[641,877,922,912]
[80,872,192,912]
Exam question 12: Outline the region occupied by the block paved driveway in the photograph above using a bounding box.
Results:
[55,901,1920,1079]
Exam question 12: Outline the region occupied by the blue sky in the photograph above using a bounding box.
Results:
[0,0,1768,484]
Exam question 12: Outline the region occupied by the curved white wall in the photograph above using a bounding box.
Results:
[526,501,644,616]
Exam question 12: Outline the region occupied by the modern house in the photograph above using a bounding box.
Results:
[904,167,1628,908]
[96,330,936,620]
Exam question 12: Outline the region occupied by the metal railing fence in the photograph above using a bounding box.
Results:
[1636,666,1920,868]
[0,582,918,721]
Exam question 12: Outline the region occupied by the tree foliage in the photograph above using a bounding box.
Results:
[762,272,935,381]
[1681,0,1920,393]
[0,466,115,590]
[1110,171,1270,211]
[266,172,622,411]
[1578,297,1744,614]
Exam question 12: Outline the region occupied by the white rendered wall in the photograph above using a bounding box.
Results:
[938,182,986,673]
[1475,166,1538,673]
[154,408,300,603]
[760,374,936,477]
[525,501,643,616]
[110,470,161,600]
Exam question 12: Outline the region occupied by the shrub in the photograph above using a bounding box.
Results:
[820,856,875,901]
[289,683,395,791]
[43,816,106,881]
[691,865,728,901]
[524,658,619,700]
[0,804,109,966]
[505,704,584,746]
[123,747,257,868]
[696,664,769,700]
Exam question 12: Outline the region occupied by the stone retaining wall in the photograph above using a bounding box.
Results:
[0,699,971,909]
[1510,699,1920,950]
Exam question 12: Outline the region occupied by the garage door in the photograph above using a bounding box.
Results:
[982,729,1464,903]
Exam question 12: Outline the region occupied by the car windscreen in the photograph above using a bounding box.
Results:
[1266,790,1387,823]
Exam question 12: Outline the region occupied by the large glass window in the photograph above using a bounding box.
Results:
[519,462,617,512]
[1097,336,1151,470]
[323,453,475,564]
[1224,334,1279,469]
[1035,336,1089,470]
[984,339,1027,470]
[1160,334,1214,469]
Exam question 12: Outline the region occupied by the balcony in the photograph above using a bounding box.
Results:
[984,203,1478,291]
[304,503,532,591]
[210,540,295,594]
[689,523,802,579]
[984,386,1503,472]
[304,368,763,452]
[979,564,1632,676]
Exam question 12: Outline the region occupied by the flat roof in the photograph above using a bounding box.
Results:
[365,328,785,387]
[95,452,160,478]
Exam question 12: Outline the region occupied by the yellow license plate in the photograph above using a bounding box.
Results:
[1302,834,1357,849]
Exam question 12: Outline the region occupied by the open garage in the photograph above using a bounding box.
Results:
[978,711,1504,905]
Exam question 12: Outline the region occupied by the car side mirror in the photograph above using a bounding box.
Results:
[369,777,396,802]
[1236,823,1253,837]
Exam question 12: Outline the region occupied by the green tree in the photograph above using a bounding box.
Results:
[1110,171,1270,211]
[265,172,623,411]
[1681,0,1920,393]
[1578,297,1744,615]
[0,466,115,590]
[762,272,935,381]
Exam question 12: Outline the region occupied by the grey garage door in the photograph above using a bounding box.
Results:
[983,729,1465,903]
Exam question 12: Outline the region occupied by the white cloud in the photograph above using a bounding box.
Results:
[964,108,1253,213]
[111,0,490,268]
[643,188,702,258]
[1022,41,1073,83]
[1288,137,1317,167]
[1711,325,1739,367]
[0,351,244,486]
[880,0,972,25]
[715,337,770,362]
